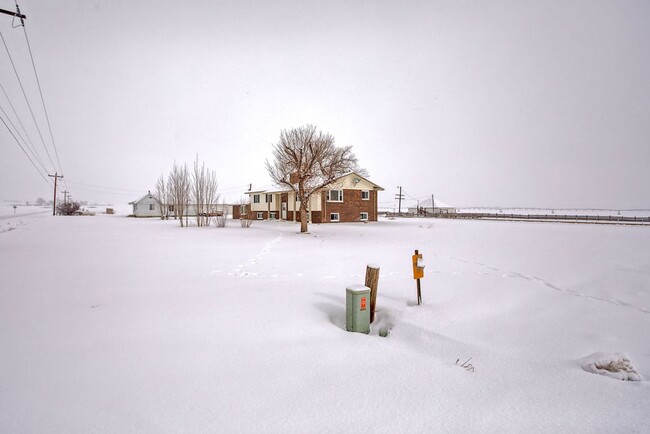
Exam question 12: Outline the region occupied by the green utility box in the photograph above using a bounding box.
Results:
[346,285,371,334]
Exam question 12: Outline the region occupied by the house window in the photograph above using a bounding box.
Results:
[134,204,137,211]
[266,194,273,203]
[240,205,246,213]
[149,204,155,211]
[256,212,264,220]
[361,190,369,200]
[270,212,277,220]
[327,190,343,202]
[330,213,340,222]
[360,212,368,221]
[168,205,174,212]
[253,194,260,204]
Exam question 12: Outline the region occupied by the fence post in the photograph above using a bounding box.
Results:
[365,264,380,323]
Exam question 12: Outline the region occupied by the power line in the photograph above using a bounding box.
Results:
[0,27,57,174]
[19,9,65,187]
[0,97,49,173]
[65,180,144,194]
[0,111,52,187]
[0,80,45,170]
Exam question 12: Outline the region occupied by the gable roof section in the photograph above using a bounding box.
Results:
[246,172,384,195]
[332,172,384,191]
[411,197,454,209]
[128,192,157,205]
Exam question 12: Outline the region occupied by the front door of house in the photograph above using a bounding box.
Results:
[281,202,287,220]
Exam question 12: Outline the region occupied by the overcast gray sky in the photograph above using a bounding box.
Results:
[1,0,648,209]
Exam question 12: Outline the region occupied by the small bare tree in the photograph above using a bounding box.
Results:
[204,163,219,227]
[154,174,168,219]
[169,162,191,227]
[266,124,365,233]
[192,157,206,227]
[192,156,220,227]
[56,201,81,216]
[214,200,229,228]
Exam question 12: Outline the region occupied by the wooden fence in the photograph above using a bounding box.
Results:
[384,212,650,224]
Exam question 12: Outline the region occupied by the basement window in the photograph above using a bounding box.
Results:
[330,213,340,222]
[256,212,264,220]
[360,212,368,221]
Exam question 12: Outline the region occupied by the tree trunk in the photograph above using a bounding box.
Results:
[300,200,308,233]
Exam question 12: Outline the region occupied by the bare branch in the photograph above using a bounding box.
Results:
[266,124,365,232]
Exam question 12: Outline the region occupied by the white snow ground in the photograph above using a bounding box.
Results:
[1,207,649,433]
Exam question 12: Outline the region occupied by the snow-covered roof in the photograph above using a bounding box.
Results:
[247,172,384,195]
[128,192,157,205]
[410,197,454,209]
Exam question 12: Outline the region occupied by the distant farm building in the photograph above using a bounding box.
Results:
[129,192,161,217]
[129,192,232,218]
[407,197,456,216]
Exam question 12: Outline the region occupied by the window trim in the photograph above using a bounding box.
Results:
[266,194,273,203]
[330,212,340,222]
[360,212,368,221]
[256,212,264,220]
[253,194,260,204]
[327,189,344,203]
[361,190,370,200]
[270,212,277,220]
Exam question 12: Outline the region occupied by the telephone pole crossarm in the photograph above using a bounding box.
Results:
[0,8,26,20]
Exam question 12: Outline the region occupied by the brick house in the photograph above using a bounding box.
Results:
[233,172,384,223]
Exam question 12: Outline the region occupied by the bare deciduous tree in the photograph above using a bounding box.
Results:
[192,156,219,227]
[265,124,365,233]
[56,201,80,216]
[169,162,191,227]
[155,174,168,219]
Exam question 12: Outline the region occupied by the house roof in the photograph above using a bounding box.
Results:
[128,191,156,205]
[246,172,384,195]
[408,197,454,209]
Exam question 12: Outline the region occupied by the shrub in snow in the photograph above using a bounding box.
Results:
[56,201,81,216]
[214,215,228,228]
[581,352,642,381]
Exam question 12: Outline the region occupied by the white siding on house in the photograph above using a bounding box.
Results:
[131,194,161,217]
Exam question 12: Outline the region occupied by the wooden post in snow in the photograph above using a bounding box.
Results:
[365,264,380,323]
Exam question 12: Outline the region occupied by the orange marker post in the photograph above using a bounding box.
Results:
[412,250,425,305]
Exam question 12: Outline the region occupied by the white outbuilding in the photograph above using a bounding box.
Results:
[407,197,456,215]
[128,191,161,217]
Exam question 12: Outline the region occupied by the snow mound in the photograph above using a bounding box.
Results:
[582,352,643,381]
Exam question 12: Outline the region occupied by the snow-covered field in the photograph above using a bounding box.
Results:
[1,207,649,433]
[458,207,650,218]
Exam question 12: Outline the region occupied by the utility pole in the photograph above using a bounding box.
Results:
[395,186,404,214]
[431,193,435,216]
[62,190,69,204]
[48,172,63,216]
